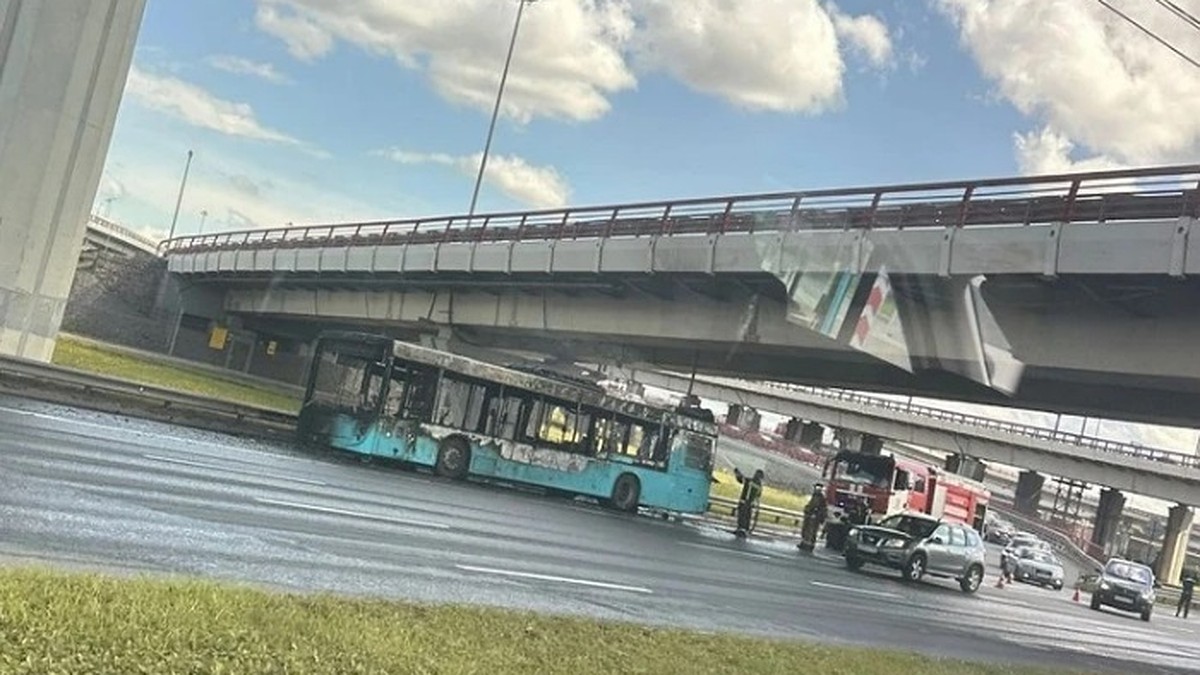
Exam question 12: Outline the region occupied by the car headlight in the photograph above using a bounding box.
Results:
[882,539,907,549]
[848,527,859,539]
[1099,581,1110,590]
[1141,590,1155,600]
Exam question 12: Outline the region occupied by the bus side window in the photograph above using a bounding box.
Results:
[912,476,927,493]
[893,469,911,491]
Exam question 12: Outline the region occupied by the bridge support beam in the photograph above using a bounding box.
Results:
[1091,487,1125,556]
[1156,504,1194,584]
[945,454,988,482]
[1015,470,1044,516]
[726,404,760,431]
[783,419,825,447]
[0,1,145,360]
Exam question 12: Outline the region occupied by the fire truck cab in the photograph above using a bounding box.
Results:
[821,449,989,550]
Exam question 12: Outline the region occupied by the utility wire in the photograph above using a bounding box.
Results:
[1152,0,1200,32]
[1094,0,1200,68]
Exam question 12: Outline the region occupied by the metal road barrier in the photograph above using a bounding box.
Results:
[708,495,805,529]
[0,354,296,435]
[762,381,1200,469]
[159,164,1200,254]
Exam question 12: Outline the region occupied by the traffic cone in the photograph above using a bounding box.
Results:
[1072,587,1080,602]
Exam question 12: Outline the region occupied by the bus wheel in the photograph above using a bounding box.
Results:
[609,474,641,513]
[435,437,471,479]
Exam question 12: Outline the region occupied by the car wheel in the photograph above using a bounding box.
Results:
[845,553,864,571]
[609,473,641,513]
[435,437,471,479]
[903,553,926,583]
[1053,582,1063,591]
[1090,595,1101,611]
[960,564,983,594]
[1141,608,1152,622]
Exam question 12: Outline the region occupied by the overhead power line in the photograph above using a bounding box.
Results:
[1152,0,1200,32]
[1094,0,1200,69]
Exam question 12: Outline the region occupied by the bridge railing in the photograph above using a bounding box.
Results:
[87,214,160,254]
[159,164,1200,255]
[762,381,1200,469]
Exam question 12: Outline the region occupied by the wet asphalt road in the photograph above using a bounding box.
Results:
[0,396,1196,674]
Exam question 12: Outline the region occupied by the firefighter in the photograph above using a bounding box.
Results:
[733,468,764,538]
[1177,571,1195,619]
[798,482,828,553]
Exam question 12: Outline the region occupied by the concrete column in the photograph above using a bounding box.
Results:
[945,454,987,481]
[1090,487,1125,553]
[860,433,883,455]
[0,0,146,360]
[1156,504,1194,584]
[1015,470,1044,516]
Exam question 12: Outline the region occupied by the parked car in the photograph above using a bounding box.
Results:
[1011,547,1065,590]
[843,512,987,594]
[1091,558,1156,621]
[985,520,1014,545]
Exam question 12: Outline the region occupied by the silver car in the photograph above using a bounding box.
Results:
[1012,546,1065,590]
[843,512,987,594]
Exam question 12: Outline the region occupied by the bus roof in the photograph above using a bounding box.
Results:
[315,331,717,435]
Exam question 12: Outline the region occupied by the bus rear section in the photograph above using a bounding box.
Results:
[299,333,718,514]
[297,333,394,453]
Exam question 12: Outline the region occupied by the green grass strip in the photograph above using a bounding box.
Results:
[0,567,1079,674]
[51,336,301,413]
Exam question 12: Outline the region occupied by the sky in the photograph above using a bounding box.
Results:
[98,0,1200,239]
[94,0,1200,467]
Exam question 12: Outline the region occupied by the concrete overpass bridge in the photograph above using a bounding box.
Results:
[160,165,1200,426]
[632,369,1198,582]
[81,215,159,267]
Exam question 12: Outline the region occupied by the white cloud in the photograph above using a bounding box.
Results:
[938,0,1200,167]
[125,66,301,145]
[632,0,846,113]
[1014,127,1122,175]
[831,9,894,68]
[254,0,635,123]
[206,54,292,84]
[377,148,570,208]
[253,0,894,119]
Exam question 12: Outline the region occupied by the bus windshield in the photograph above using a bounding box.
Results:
[831,452,893,489]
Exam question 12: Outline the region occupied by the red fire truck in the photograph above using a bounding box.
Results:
[820,449,990,549]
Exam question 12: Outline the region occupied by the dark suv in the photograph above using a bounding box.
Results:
[1091,558,1156,621]
[844,512,987,594]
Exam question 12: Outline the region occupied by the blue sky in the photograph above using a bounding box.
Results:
[99,0,1200,239]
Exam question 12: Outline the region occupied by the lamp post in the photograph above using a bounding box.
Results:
[198,209,209,235]
[467,0,537,218]
[167,149,193,241]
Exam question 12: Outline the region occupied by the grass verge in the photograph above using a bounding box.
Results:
[0,567,1073,675]
[711,467,810,512]
[51,336,300,413]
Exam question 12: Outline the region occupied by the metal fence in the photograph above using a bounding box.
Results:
[160,164,1200,254]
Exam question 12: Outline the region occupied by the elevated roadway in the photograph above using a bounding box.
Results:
[160,166,1200,426]
[0,396,1194,673]
[633,371,1200,507]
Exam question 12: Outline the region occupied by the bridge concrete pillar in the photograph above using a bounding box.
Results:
[1014,470,1044,516]
[0,1,146,361]
[860,433,883,455]
[1090,487,1125,555]
[1156,504,1194,584]
[945,454,987,482]
[726,404,760,430]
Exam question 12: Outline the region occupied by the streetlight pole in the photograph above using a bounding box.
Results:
[467,0,535,219]
[198,209,209,235]
[167,149,194,241]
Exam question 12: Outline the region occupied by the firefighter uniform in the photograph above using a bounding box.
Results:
[734,468,764,537]
[798,484,827,553]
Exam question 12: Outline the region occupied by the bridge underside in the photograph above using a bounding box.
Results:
[201,270,1200,427]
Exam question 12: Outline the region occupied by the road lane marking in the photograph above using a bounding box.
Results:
[144,454,327,487]
[678,541,772,560]
[810,580,902,599]
[253,497,450,530]
[454,564,653,594]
